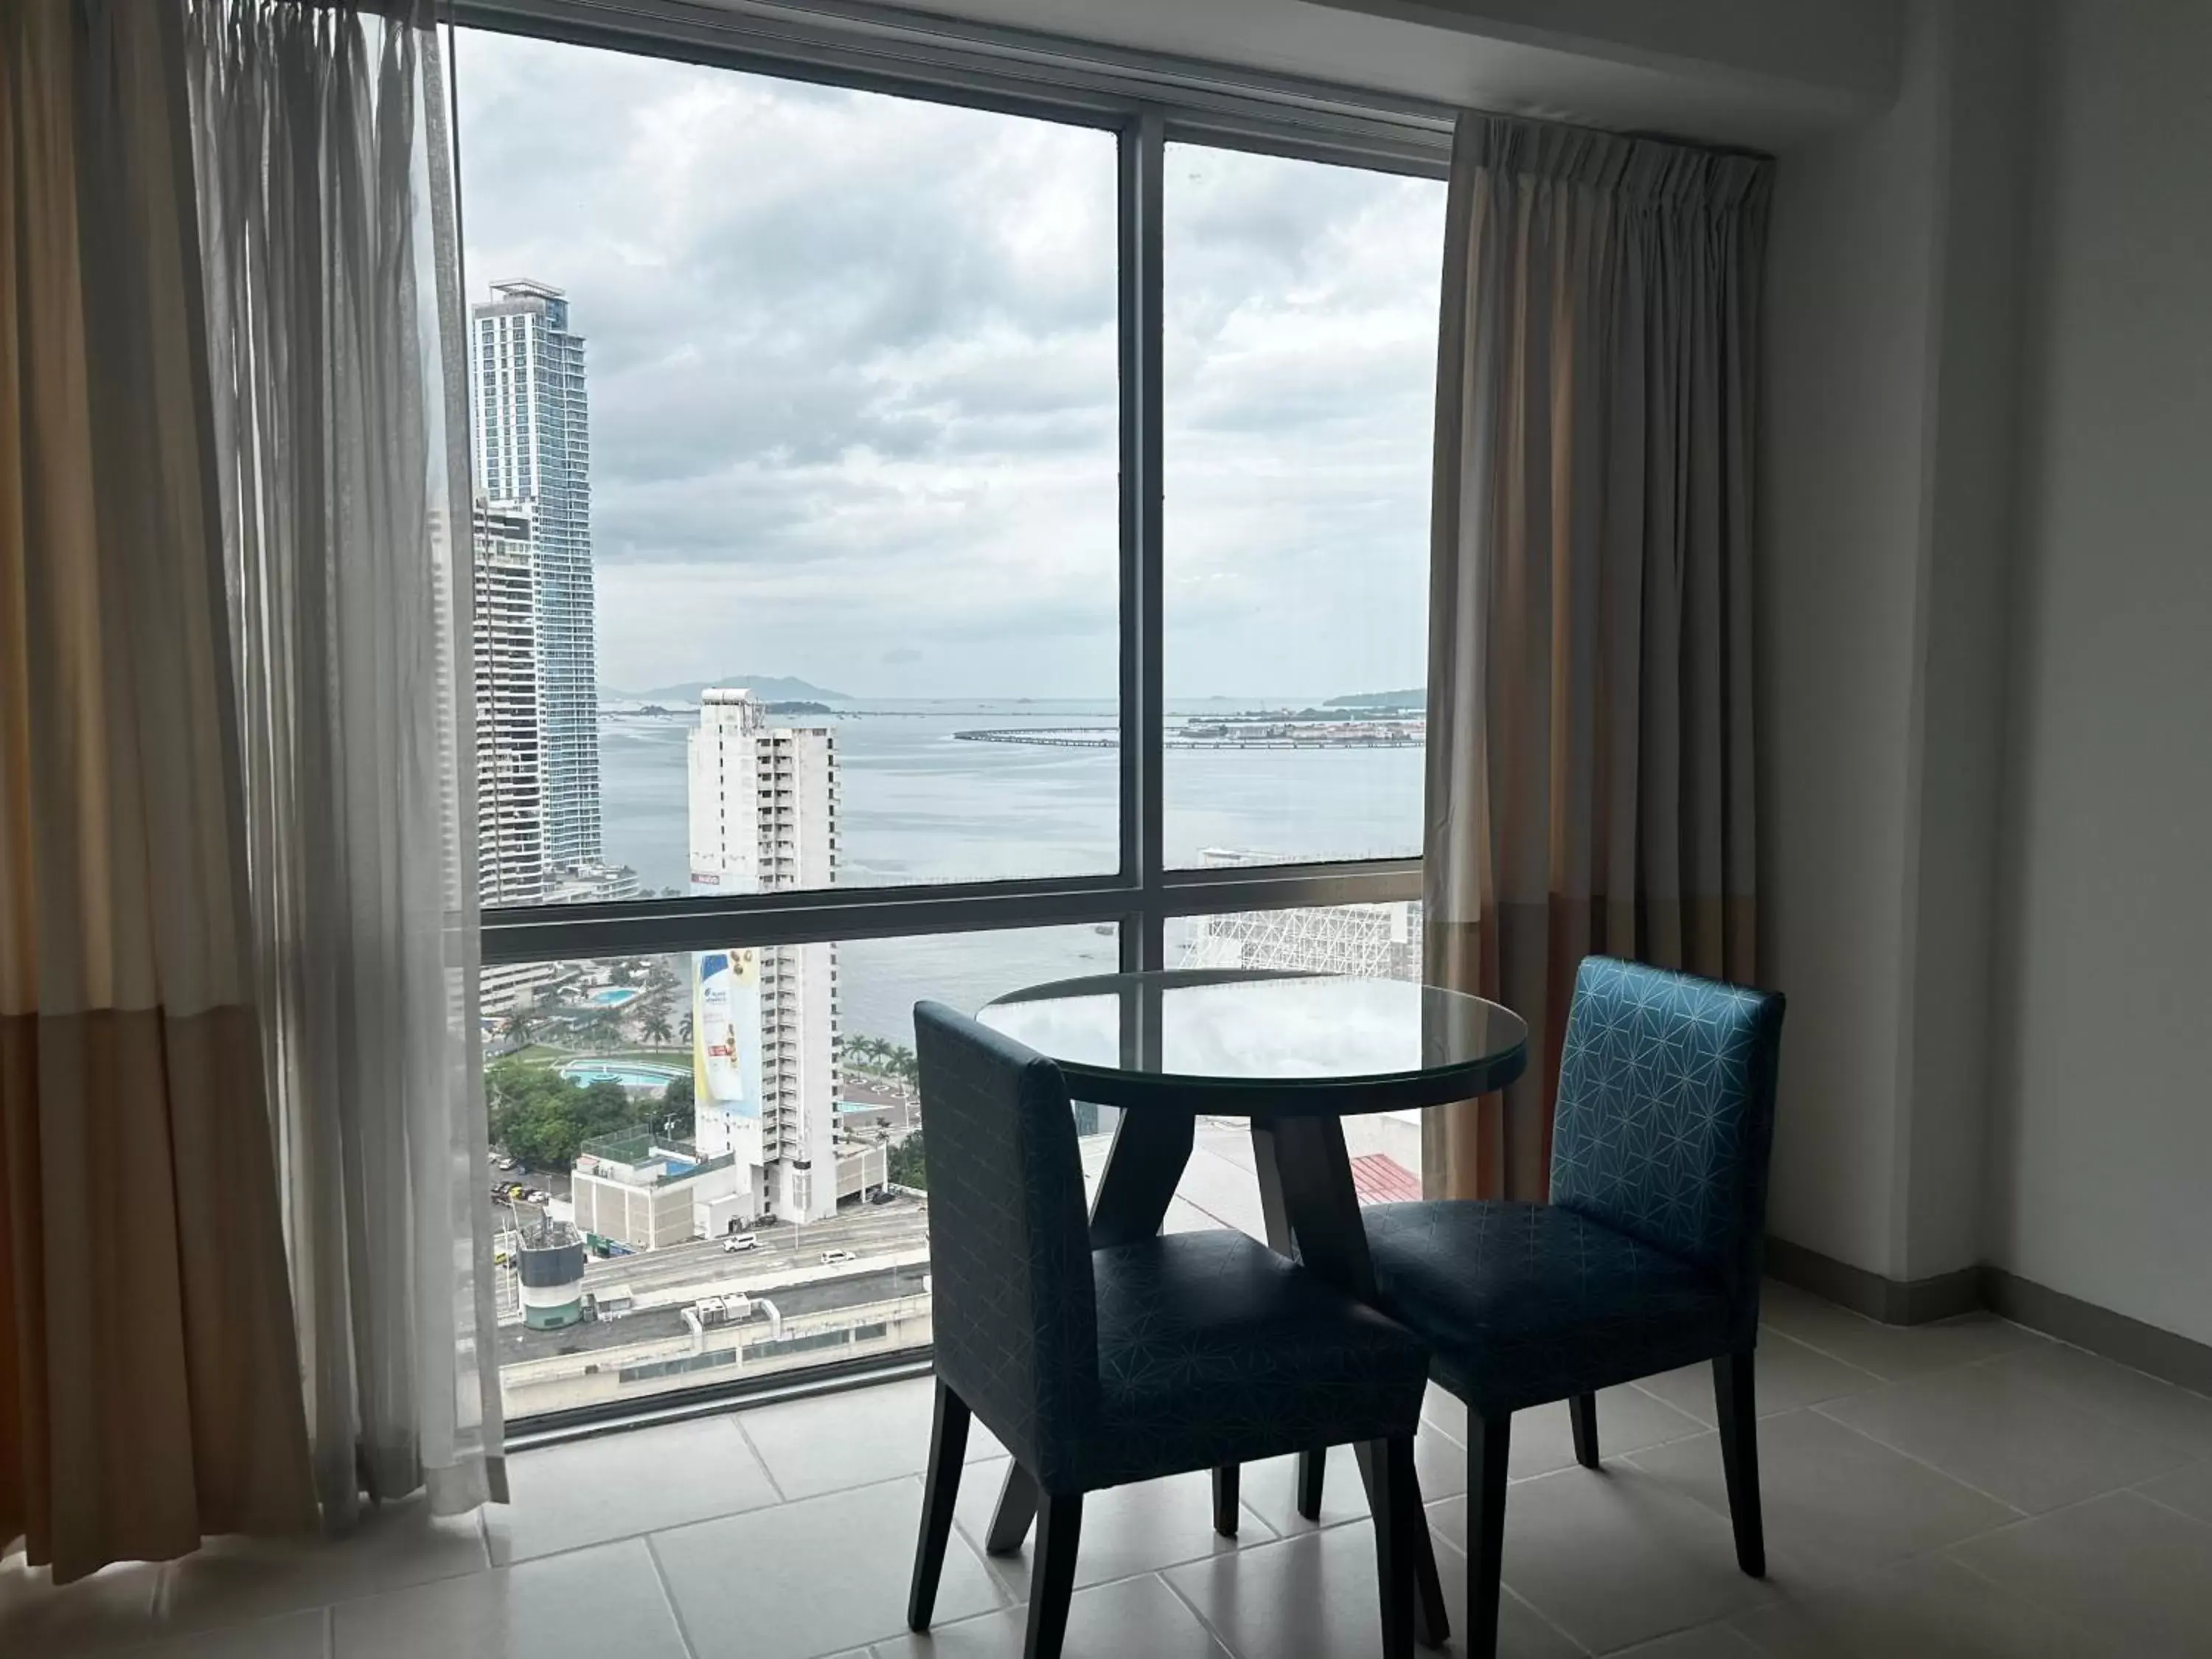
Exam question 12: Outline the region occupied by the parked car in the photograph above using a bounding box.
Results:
[723,1233,759,1253]
[819,1249,858,1266]
[495,1157,517,1171]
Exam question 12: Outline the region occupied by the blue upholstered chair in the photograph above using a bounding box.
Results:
[908,1003,1433,1659]
[1362,957,1787,1659]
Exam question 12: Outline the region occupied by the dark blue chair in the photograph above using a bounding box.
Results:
[907,1002,1433,1659]
[1362,957,1787,1659]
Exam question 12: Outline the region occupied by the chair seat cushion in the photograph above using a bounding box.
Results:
[1365,1200,1733,1416]
[1082,1228,1428,1492]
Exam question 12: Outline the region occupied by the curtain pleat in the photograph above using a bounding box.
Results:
[187,0,505,1526]
[0,0,316,1582]
[1423,115,1770,1201]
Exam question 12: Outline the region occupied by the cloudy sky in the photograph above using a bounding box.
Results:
[454,30,1444,701]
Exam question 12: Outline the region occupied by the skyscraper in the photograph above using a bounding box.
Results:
[470,278,600,869]
[687,690,841,1224]
[472,501,544,908]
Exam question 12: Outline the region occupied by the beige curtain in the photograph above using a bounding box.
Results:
[0,0,315,1582]
[1423,115,1770,1202]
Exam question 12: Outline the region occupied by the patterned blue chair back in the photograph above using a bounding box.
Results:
[1548,958,1786,1333]
[914,1002,1100,1489]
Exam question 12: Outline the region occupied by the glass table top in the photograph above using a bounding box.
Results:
[978,969,1528,1113]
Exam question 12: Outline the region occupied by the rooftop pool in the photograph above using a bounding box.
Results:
[560,1059,685,1090]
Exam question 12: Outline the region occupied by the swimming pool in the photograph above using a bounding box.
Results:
[586,987,642,1008]
[560,1059,686,1090]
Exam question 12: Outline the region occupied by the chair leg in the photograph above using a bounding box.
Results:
[1464,1413,1510,1659]
[907,1380,972,1631]
[1296,1444,1326,1520]
[1023,1493,1085,1659]
[1211,1464,1239,1537]
[986,1460,1041,1555]
[1713,1350,1766,1577]
[1367,1437,1418,1659]
[1568,1391,1600,1470]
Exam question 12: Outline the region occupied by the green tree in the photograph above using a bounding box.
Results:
[640,1007,674,1046]
[886,1130,926,1191]
[499,1009,536,1048]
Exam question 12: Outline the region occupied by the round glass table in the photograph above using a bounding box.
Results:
[975,969,1528,1641]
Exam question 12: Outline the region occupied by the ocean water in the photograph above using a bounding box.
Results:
[596,700,1424,1043]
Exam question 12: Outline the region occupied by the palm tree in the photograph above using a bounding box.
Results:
[500,1009,536,1048]
[678,1013,694,1046]
[641,1008,674,1047]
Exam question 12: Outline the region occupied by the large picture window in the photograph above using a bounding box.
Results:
[456,17,1439,1424]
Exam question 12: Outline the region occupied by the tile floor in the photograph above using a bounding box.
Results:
[7,1283,2212,1659]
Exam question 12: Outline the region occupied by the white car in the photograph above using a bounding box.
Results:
[819,1248,858,1266]
[722,1234,758,1253]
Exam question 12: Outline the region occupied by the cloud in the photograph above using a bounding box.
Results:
[456,30,1442,698]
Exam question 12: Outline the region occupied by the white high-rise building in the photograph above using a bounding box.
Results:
[473,502,552,1015]
[687,689,841,1224]
[470,278,600,869]
[472,501,544,908]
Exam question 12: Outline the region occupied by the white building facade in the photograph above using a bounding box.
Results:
[687,689,841,1224]
[470,277,601,869]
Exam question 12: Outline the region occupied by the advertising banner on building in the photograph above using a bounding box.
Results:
[693,949,763,1167]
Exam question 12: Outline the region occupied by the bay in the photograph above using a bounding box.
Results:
[595,699,1424,1043]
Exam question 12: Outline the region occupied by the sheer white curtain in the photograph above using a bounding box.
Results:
[187,0,505,1523]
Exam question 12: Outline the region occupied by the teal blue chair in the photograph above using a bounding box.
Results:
[1363,957,1787,1659]
[907,1003,1433,1659]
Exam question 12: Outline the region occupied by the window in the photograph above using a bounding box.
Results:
[1164,145,1444,868]
[458,13,1440,1427]
[457,35,1121,901]
[487,927,1116,1417]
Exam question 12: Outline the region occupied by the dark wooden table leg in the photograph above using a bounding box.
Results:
[1251,1119,1329,1520]
[983,1103,1197,1554]
[1270,1114,1450,1649]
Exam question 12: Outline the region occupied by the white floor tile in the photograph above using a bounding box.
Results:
[1756,1286,2040,1382]
[1975,1342,2212,1464]
[1817,1361,2174,1513]
[652,1475,1004,1659]
[1627,1409,2017,1583]
[1638,1334,1882,1426]
[1164,1519,1578,1659]
[159,1500,487,1635]
[736,1377,1004,1503]
[952,1461,1270,1599]
[333,1537,685,1659]
[2135,1456,2212,1523]
[112,1609,328,1659]
[0,1555,163,1656]
[1728,1553,2110,1659]
[1613,1624,1764,1658]
[1420,1383,1708,1484]
[1447,1462,1776,1655]
[486,1415,782,1564]
[1237,1430,1466,1540]
[1948,1491,2212,1659]
[876,1572,1230,1659]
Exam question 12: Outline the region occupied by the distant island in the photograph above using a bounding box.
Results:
[619,673,852,704]
[764,700,834,716]
[1326,688,1425,709]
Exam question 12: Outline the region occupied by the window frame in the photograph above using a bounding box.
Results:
[462,0,1440,979]
[456,0,1439,1434]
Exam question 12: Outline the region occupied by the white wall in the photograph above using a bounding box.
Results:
[1759,0,2030,1285]
[1757,2,1944,1279]
[1984,0,2212,1344]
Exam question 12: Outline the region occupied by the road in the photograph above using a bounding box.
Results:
[573,1198,930,1297]
[497,1259,929,1367]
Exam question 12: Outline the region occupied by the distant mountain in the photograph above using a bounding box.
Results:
[618,673,852,704]
[1326,687,1425,709]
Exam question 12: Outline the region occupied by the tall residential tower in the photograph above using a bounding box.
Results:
[470,278,601,868]
[687,690,841,1224]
